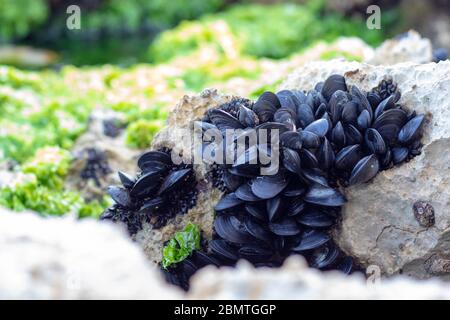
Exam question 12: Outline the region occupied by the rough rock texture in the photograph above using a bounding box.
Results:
[0,208,181,299]
[369,31,433,65]
[280,60,450,279]
[65,109,141,201]
[189,256,450,299]
[135,89,234,262]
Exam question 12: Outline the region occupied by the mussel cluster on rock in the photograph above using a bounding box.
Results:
[103,74,426,291]
[100,148,197,235]
[79,148,111,187]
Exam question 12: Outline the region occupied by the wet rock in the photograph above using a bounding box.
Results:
[280,60,450,279]
[0,208,180,299]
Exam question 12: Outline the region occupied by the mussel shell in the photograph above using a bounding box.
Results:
[130,171,163,198]
[251,171,289,199]
[299,148,319,168]
[282,147,301,174]
[238,105,259,127]
[140,197,164,212]
[349,154,379,185]
[214,192,243,211]
[259,91,281,109]
[296,208,334,227]
[280,131,303,150]
[365,128,386,155]
[341,101,358,124]
[209,239,239,261]
[245,203,268,221]
[392,147,409,164]
[335,144,361,170]
[107,186,131,207]
[137,151,171,170]
[374,94,396,119]
[367,92,382,109]
[398,114,425,145]
[209,108,244,132]
[235,183,261,202]
[357,109,372,130]
[304,118,329,138]
[331,121,346,148]
[345,124,363,145]
[214,215,253,244]
[373,108,407,142]
[221,169,243,191]
[266,196,284,222]
[244,218,272,242]
[296,103,315,128]
[282,181,306,197]
[286,197,306,217]
[304,184,346,207]
[321,74,347,101]
[317,138,335,171]
[336,256,354,274]
[309,243,339,269]
[118,171,135,189]
[238,245,273,262]
[301,131,321,149]
[292,229,330,251]
[253,98,278,123]
[269,217,301,236]
[158,168,192,195]
[276,90,297,113]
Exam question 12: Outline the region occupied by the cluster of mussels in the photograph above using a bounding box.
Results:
[79,148,112,187]
[100,148,198,235]
[103,75,426,291]
[165,75,425,289]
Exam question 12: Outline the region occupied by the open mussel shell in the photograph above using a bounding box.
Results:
[292,229,330,252]
[349,154,379,186]
[107,186,131,207]
[158,168,192,195]
[304,184,346,207]
[398,114,425,145]
[214,215,254,244]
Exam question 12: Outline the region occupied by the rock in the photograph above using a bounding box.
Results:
[280,60,450,279]
[0,208,180,299]
[135,89,234,263]
[65,109,141,202]
[369,30,433,65]
[188,256,450,299]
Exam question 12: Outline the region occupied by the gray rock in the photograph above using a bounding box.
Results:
[0,208,180,299]
[280,60,450,278]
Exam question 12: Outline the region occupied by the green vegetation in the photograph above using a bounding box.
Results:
[162,223,201,269]
[126,119,165,149]
[149,3,396,63]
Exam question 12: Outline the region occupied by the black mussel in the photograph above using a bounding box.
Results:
[235,183,261,202]
[374,94,396,119]
[304,118,329,137]
[349,154,379,185]
[214,192,243,211]
[345,124,363,145]
[367,92,382,109]
[283,147,302,174]
[209,239,239,261]
[335,144,361,170]
[357,109,371,131]
[283,180,306,197]
[280,131,303,150]
[118,171,135,189]
[296,103,315,128]
[373,108,407,142]
[276,90,297,113]
[286,197,305,217]
[336,256,354,274]
[246,203,268,221]
[251,171,289,199]
[296,208,334,228]
[314,103,327,119]
[301,131,321,149]
[158,168,192,195]
[221,169,243,191]
[398,114,425,145]
[351,86,372,118]
[267,196,284,222]
[304,184,346,207]
[341,101,358,124]
[301,168,329,187]
[130,171,163,198]
[321,74,347,101]
[254,98,278,123]
[309,243,339,269]
[317,138,335,171]
[107,186,131,207]
[137,151,171,170]
[239,245,273,262]
[238,105,259,127]
[365,128,386,155]
[209,108,244,132]
[274,107,297,129]
[380,147,392,168]
[244,218,272,242]
[299,148,319,168]
[214,215,253,244]
[328,90,348,124]
[269,217,301,236]
[331,121,346,149]
[292,229,330,251]
[392,147,409,164]
[140,197,164,212]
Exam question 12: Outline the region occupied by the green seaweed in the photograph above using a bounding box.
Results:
[162,223,201,270]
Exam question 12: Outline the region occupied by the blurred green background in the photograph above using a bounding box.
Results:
[0,0,448,218]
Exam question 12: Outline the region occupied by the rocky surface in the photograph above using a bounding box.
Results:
[369,31,433,65]
[0,208,181,299]
[65,109,141,202]
[280,60,450,279]
[189,256,450,299]
[135,89,234,263]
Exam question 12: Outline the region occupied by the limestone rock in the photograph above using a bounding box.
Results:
[369,30,433,65]
[280,60,450,278]
[0,208,180,299]
[189,256,450,299]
